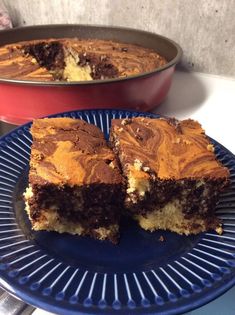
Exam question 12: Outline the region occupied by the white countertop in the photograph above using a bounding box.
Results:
[30,70,235,315]
[157,71,235,155]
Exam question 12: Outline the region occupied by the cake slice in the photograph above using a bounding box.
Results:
[24,117,124,243]
[110,117,230,235]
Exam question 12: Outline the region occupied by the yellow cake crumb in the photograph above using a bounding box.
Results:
[63,55,92,81]
[127,160,150,197]
[215,225,223,235]
[135,200,220,235]
[207,144,215,152]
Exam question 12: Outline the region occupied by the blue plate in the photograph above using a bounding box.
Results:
[0,109,235,315]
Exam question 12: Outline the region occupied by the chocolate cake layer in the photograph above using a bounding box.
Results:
[0,38,167,81]
[110,117,229,235]
[25,117,124,243]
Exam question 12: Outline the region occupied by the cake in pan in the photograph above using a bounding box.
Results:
[0,38,167,82]
[24,117,124,243]
[110,117,229,235]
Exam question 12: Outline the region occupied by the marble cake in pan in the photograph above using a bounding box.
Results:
[0,38,167,82]
[24,117,124,243]
[110,117,230,235]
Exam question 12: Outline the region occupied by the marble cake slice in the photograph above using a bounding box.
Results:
[24,117,124,243]
[110,117,230,235]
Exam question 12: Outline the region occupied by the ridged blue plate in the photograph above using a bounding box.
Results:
[0,109,235,315]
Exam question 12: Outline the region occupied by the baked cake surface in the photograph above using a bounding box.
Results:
[24,117,124,243]
[0,38,167,82]
[110,117,229,235]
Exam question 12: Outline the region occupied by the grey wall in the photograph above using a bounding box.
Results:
[1,0,235,76]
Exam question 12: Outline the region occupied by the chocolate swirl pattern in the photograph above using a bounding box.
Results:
[65,38,166,77]
[110,117,229,180]
[30,117,122,185]
[0,45,53,80]
[0,38,167,81]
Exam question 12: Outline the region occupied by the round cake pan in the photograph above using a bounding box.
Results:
[0,24,182,125]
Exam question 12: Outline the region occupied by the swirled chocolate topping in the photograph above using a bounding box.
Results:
[30,117,123,186]
[110,117,229,180]
[0,38,167,81]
